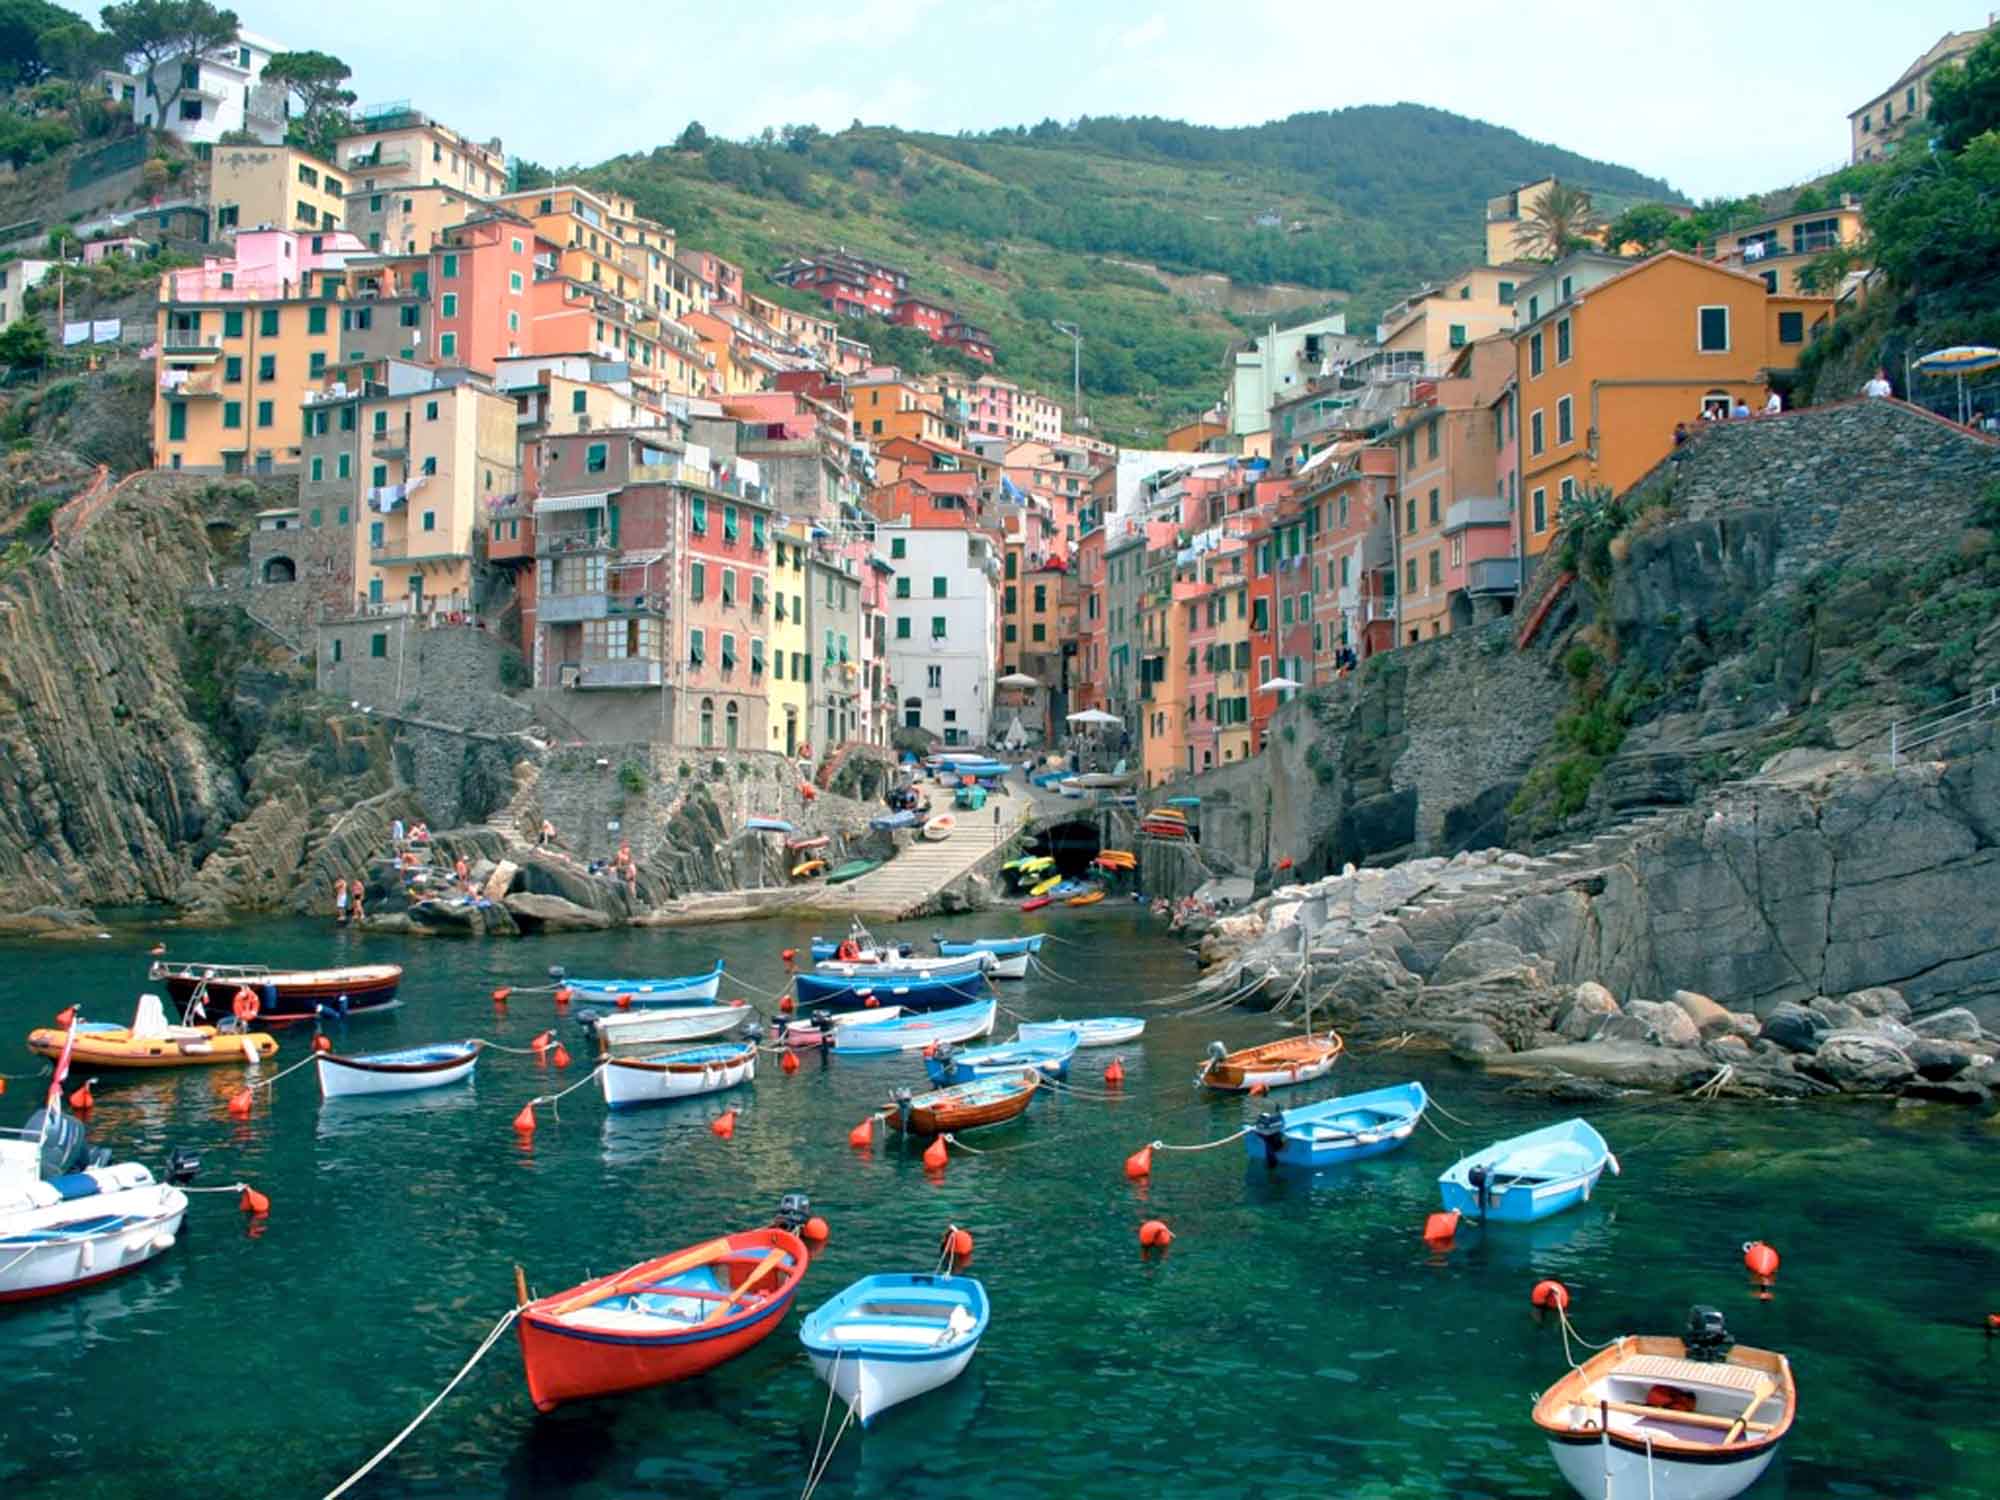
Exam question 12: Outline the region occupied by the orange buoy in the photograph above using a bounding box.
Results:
[781,1050,801,1074]
[530,1030,553,1057]
[779,995,795,1014]
[1422,1210,1461,1247]
[0,1078,8,1096]
[1138,1219,1174,1248]
[1987,1313,1999,1334]
[553,987,572,1007]
[1124,1144,1153,1179]
[942,1225,974,1260]
[1531,1279,1571,1311]
[847,1118,875,1150]
[227,1088,253,1118]
[1743,1241,1780,1278]
[68,1082,94,1113]
[780,948,798,965]
[239,1186,270,1215]
[802,1215,830,1243]
[710,1109,737,1139]
[312,1034,332,1053]
[1277,856,1294,871]
[863,994,880,1008]
[730,997,748,1008]
[491,986,512,1002]
[54,1006,76,1028]
[512,1103,537,1135]
[922,1136,949,1170]
[1103,1057,1126,1086]
[149,943,166,956]
[1248,1082,1269,1097]
[231,988,260,1023]
[551,1043,571,1069]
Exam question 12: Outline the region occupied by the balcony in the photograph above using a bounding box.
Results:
[536,526,611,557]
[540,591,608,624]
[372,430,408,458]
[576,658,663,689]
[159,367,223,398]
[1443,497,1511,533]
[1465,558,1522,597]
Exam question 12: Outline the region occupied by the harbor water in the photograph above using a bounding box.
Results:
[1,909,1994,1499]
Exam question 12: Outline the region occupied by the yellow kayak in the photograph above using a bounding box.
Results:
[1030,875,1061,896]
[791,859,828,879]
[29,1022,278,1069]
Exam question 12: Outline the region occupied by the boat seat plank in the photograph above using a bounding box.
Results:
[1614,1355,1773,1394]
[824,1321,961,1347]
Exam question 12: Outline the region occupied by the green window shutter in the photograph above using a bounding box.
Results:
[372,465,387,487]
[442,254,459,278]
[256,401,273,427]
[224,356,242,381]
[308,306,327,334]
[222,401,242,429]
[258,355,275,380]
[337,506,349,525]
[224,310,243,338]
[309,508,321,527]
[167,403,187,441]
[260,309,279,337]
[371,633,387,658]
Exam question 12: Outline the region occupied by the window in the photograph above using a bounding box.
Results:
[441,254,459,278]
[722,568,736,606]
[224,355,242,382]
[926,665,943,688]
[1426,419,1439,460]
[180,97,203,121]
[337,454,350,479]
[1560,477,1576,521]
[372,465,387,487]
[1532,487,1548,533]
[1778,310,1804,345]
[441,293,458,317]
[721,632,737,672]
[309,352,326,376]
[890,536,906,559]
[1555,317,1572,365]
[1428,488,1440,526]
[224,309,244,338]
[690,563,705,602]
[896,617,912,639]
[1406,557,1417,593]
[1698,306,1730,352]
[167,403,187,441]
[931,576,947,598]
[1557,396,1573,445]
[1497,280,1515,303]
[1559,275,1574,301]
[723,504,738,543]
[223,401,242,430]
[337,506,348,526]
[1448,323,1467,348]
[370,633,388,659]
[259,309,278,337]
[508,272,524,293]
[370,521,383,547]
[896,577,911,599]
[1529,332,1544,377]
[307,305,326,335]
[1862,112,1871,133]
[586,442,608,474]
[1530,409,1545,456]
[930,616,947,639]
[1429,550,1442,586]
[1528,294,1540,322]
[688,627,704,666]
[439,332,456,358]
[1004,622,1018,643]
[310,457,323,483]
[1406,497,1417,533]
[252,352,274,382]
[690,495,706,532]
[1907,85,1916,113]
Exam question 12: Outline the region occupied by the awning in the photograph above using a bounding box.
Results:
[535,491,612,514]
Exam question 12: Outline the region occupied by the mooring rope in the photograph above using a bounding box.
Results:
[322,1305,522,1499]
[1150,1126,1250,1153]
[242,1052,318,1094]
[525,1064,605,1121]
[721,968,793,1003]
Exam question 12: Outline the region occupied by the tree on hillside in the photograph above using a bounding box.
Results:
[263,49,354,159]
[100,0,239,126]
[1928,31,2000,154]
[0,317,53,372]
[0,0,89,85]
[1517,182,1603,260]
[674,120,708,152]
[1603,202,1681,256]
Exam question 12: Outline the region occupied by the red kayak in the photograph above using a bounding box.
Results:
[1020,896,1053,912]
[516,1227,808,1411]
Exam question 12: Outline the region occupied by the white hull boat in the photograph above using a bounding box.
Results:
[601,1041,757,1110]
[316,1041,482,1099]
[1017,1017,1144,1047]
[0,1120,186,1302]
[982,952,1029,980]
[826,1001,996,1056]
[583,1002,752,1055]
[799,1272,988,1425]
[813,953,992,982]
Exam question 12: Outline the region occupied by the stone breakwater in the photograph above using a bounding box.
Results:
[1184,746,2000,1108]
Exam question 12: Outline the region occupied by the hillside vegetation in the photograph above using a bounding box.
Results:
[570,107,1677,443]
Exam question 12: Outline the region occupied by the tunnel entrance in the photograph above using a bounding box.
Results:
[1035,818,1102,877]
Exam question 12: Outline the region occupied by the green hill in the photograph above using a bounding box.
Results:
[571,106,1679,444]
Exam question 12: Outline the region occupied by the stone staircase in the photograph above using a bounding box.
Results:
[487,758,542,846]
[811,789,1029,917]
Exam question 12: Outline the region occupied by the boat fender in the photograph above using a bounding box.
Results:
[773,1192,812,1233]
[1252,1110,1285,1166]
[166,1146,201,1184]
[893,1086,914,1134]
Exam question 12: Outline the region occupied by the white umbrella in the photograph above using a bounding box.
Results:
[996,672,1040,688]
[1257,676,1303,693]
[1066,708,1122,727]
[1002,713,1027,750]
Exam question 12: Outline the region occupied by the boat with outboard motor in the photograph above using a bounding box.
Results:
[150,960,401,1025]
[556,961,723,1007]
[925,1033,1076,1085]
[1196,1032,1343,1093]
[1244,1082,1428,1168]
[1439,1118,1616,1224]
[27,993,276,1069]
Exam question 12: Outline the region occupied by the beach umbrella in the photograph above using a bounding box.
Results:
[996,672,1040,688]
[1066,708,1122,727]
[1257,676,1303,693]
[1913,346,2000,423]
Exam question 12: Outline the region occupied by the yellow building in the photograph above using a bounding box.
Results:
[768,524,812,757]
[1709,202,1866,297]
[337,109,510,200]
[209,145,347,239]
[343,182,482,256]
[1849,22,1993,162]
[1376,262,1538,372]
[1213,574,1253,765]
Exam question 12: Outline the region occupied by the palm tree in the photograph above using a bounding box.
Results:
[1518,183,1604,261]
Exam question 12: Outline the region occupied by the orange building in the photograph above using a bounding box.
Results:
[1514,251,1832,555]
[429,213,538,372]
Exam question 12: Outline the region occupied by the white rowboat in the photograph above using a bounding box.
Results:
[583,1002,752,1055]
[316,1041,482,1099]
[799,1273,989,1425]
[601,1041,757,1110]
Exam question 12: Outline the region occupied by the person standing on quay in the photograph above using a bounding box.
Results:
[1864,368,1894,399]
[349,878,366,923]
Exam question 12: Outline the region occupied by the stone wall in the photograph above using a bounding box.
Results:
[317,620,510,714]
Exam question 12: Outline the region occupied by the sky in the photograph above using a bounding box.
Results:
[89,0,1979,199]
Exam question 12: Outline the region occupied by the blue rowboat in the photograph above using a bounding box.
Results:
[870,810,917,831]
[564,961,723,1006]
[825,1001,996,1057]
[1016,1016,1144,1048]
[925,1033,1076,1085]
[934,934,1045,958]
[1439,1117,1617,1224]
[799,1273,989,1425]
[795,966,990,1012]
[1244,1081,1427,1169]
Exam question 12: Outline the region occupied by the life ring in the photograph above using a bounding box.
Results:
[231,987,261,1022]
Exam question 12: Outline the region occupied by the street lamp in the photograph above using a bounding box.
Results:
[1051,320,1083,428]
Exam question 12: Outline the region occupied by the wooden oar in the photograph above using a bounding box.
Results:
[545,1236,734,1317]
[1723,1379,1777,1443]
[1599,1398,1776,1434]
[683,1246,791,1331]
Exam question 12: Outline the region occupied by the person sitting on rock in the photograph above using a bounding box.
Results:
[539,819,558,848]
[349,877,366,922]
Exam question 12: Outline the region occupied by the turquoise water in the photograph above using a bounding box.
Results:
[2,909,1995,1499]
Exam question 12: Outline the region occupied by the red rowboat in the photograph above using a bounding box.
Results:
[515,1227,808,1411]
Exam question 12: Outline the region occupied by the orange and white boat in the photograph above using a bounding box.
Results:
[1196,1032,1342,1092]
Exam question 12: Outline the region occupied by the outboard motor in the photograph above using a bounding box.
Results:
[931,1043,959,1081]
[773,1193,812,1235]
[23,1108,91,1180]
[573,1007,603,1031]
[1468,1163,1492,1220]
[896,942,914,959]
[166,1146,202,1185]
[809,1007,834,1033]
[893,1086,914,1135]
[1252,1110,1286,1168]
[742,1019,766,1044]
[1684,1305,1733,1363]
[547,965,567,983]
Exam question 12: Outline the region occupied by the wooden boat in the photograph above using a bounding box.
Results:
[790,859,828,879]
[150,961,402,1026]
[0,1096,188,1302]
[1017,1017,1144,1048]
[826,858,881,885]
[1533,1309,1795,1500]
[562,961,723,1006]
[1245,1081,1427,1168]
[785,834,830,852]
[515,1226,809,1411]
[1197,1032,1343,1093]
[581,1001,751,1056]
[886,1069,1039,1134]
[921,813,956,841]
[775,1006,905,1049]
[799,1273,989,1425]
[1439,1118,1616,1224]
[826,1001,997,1057]
[935,934,1045,958]
[1019,896,1052,912]
[979,951,1029,980]
[601,1040,757,1110]
[1065,888,1104,907]
[317,1041,481,1100]
[27,993,276,1070]
[926,1033,1076,1085]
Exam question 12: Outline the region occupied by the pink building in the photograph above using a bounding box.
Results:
[164,226,367,301]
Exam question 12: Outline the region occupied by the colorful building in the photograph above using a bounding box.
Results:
[428,213,539,372]
[880,519,1001,747]
[338,108,510,201]
[208,145,347,239]
[1709,202,1867,297]
[1849,22,1993,162]
[126,28,285,145]
[768,526,811,756]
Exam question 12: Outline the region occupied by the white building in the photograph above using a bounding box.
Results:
[1226,312,1359,436]
[0,260,58,328]
[879,522,1000,748]
[127,30,286,146]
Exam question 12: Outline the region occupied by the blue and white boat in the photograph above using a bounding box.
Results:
[799,1273,989,1425]
[795,964,991,1012]
[1244,1081,1427,1169]
[1016,1017,1144,1048]
[870,809,918,831]
[934,934,1045,959]
[562,961,723,1006]
[825,1001,997,1057]
[316,1040,482,1099]
[925,1033,1076,1085]
[1438,1117,1617,1224]
[600,1039,757,1110]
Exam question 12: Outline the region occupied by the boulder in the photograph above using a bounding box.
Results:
[1671,989,1735,1038]
[1898,1079,1993,1107]
[1726,1011,1762,1040]
[504,893,615,933]
[1430,938,1532,986]
[1554,981,1622,1041]
[1841,986,1911,1022]
[1905,1038,1980,1081]
[356,911,414,935]
[1484,1041,1715,1091]
[1572,980,1619,1014]
[1809,996,1865,1031]
[1626,998,1701,1048]
[1449,1022,1511,1063]
[1760,1002,1831,1054]
[1704,1035,1752,1058]
[484,859,519,901]
[1808,1031,1917,1093]
[1595,1013,1655,1044]
[1910,1007,1984,1043]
